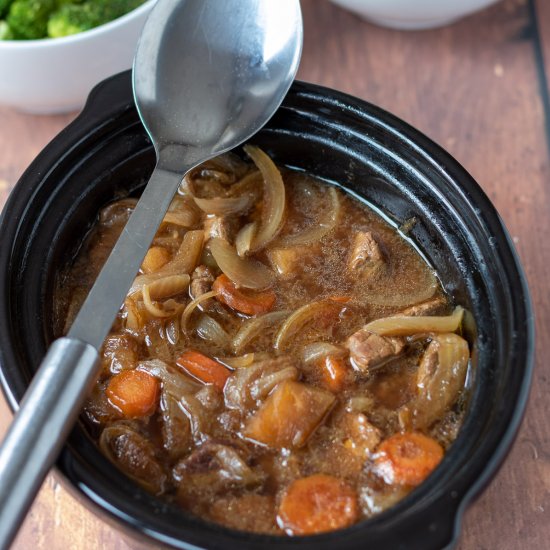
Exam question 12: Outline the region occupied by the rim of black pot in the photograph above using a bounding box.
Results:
[0,72,534,550]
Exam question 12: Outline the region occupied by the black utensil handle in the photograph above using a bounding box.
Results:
[0,338,98,549]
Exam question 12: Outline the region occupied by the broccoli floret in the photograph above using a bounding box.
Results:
[47,3,94,38]
[47,0,144,38]
[0,19,14,39]
[7,0,56,39]
[0,0,13,19]
[87,0,145,26]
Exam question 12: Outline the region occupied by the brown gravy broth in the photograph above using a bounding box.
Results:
[55,148,469,535]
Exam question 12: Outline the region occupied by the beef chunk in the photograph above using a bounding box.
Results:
[346,328,404,374]
[348,231,385,277]
[189,265,227,315]
[341,412,382,457]
[173,440,264,495]
[100,423,167,494]
[190,265,215,299]
[204,215,239,243]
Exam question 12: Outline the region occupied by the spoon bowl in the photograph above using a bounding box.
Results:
[135,0,303,170]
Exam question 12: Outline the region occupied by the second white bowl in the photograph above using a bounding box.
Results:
[329,0,501,30]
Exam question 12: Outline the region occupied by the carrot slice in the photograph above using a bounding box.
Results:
[277,474,359,535]
[374,432,444,486]
[322,355,348,392]
[213,274,276,315]
[106,369,159,418]
[176,349,231,391]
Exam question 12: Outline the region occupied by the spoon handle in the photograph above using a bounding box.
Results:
[0,338,98,550]
[0,164,187,548]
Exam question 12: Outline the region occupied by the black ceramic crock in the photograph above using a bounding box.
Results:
[0,72,534,550]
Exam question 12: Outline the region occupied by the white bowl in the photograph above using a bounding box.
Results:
[0,0,155,114]
[329,0,501,30]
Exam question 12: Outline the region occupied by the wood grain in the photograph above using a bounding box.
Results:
[534,0,550,100]
[298,1,550,549]
[1,0,549,547]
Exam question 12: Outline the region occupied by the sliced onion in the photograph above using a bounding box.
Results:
[130,232,203,297]
[274,300,345,351]
[142,275,190,318]
[235,222,257,258]
[243,145,286,252]
[185,153,250,185]
[143,275,190,301]
[277,187,340,247]
[359,269,438,308]
[195,170,235,185]
[129,272,168,298]
[217,353,270,369]
[144,321,172,360]
[209,237,274,290]
[195,314,230,347]
[139,359,200,397]
[99,199,138,227]
[165,317,181,345]
[178,393,212,438]
[364,306,464,337]
[228,170,262,197]
[162,208,199,228]
[169,230,204,274]
[232,310,290,354]
[123,297,143,332]
[193,194,255,216]
[187,165,259,216]
[302,342,348,364]
[160,391,193,459]
[99,423,166,494]
[142,296,182,319]
[142,290,187,319]
[181,290,218,333]
[249,366,298,400]
[405,333,469,429]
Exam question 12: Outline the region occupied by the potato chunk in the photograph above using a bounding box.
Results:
[268,243,321,276]
[244,380,335,448]
[141,246,170,274]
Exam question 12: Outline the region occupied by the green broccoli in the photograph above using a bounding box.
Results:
[0,19,14,39]
[6,0,56,39]
[85,0,145,26]
[4,0,144,40]
[47,3,94,38]
[0,0,13,19]
[47,0,145,38]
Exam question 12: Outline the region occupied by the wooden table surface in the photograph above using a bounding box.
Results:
[1,0,549,548]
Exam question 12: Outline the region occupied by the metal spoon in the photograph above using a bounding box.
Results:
[0,0,302,546]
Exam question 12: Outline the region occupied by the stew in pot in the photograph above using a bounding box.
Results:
[55,146,470,535]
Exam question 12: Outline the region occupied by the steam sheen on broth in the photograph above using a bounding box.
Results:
[55,146,470,535]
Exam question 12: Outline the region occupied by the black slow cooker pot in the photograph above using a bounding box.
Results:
[0,72,534,549]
